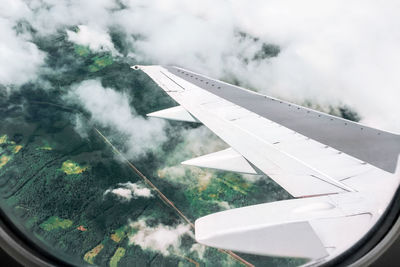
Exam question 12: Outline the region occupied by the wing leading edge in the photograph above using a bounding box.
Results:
[134,65,400,265]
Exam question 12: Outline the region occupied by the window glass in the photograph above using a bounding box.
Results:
[1,1,398,266]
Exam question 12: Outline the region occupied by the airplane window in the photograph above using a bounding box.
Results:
[1,1,399,267]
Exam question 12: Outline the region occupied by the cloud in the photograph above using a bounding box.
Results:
[73,114,90,139]
[128,217,192,256]
[0,0,31,21]
[66,25,119,55]
[0,16,45,86]
[104,182,153,202]
[124,1,400,133]
[122,182,153,198]
[190,243,206,260]
[117,0,400,132]
[65,80,167,159]
[2,0,400,132]
[15,0,118,35]
[104,187,132,201]
[229,0,400,132]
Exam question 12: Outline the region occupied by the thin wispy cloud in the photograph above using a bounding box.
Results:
[66,25,119,55]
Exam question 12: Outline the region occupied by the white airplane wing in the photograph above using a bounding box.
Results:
[134,65,400,265]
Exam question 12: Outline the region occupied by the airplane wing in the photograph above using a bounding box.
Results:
[133,65,400,264]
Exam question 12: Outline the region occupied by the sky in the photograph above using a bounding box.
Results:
[1,0,400,133]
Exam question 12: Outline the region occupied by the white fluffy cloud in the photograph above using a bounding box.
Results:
[67,25,118,55]
[2,0,400,131]
[0,18,44,86]
[104,182,153,202]
[118,0,400,132]
[105,187,132,201]
[128,217,192,256]
[229,0,400,132]
[66,80,167,159]
[15,0,117,34]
